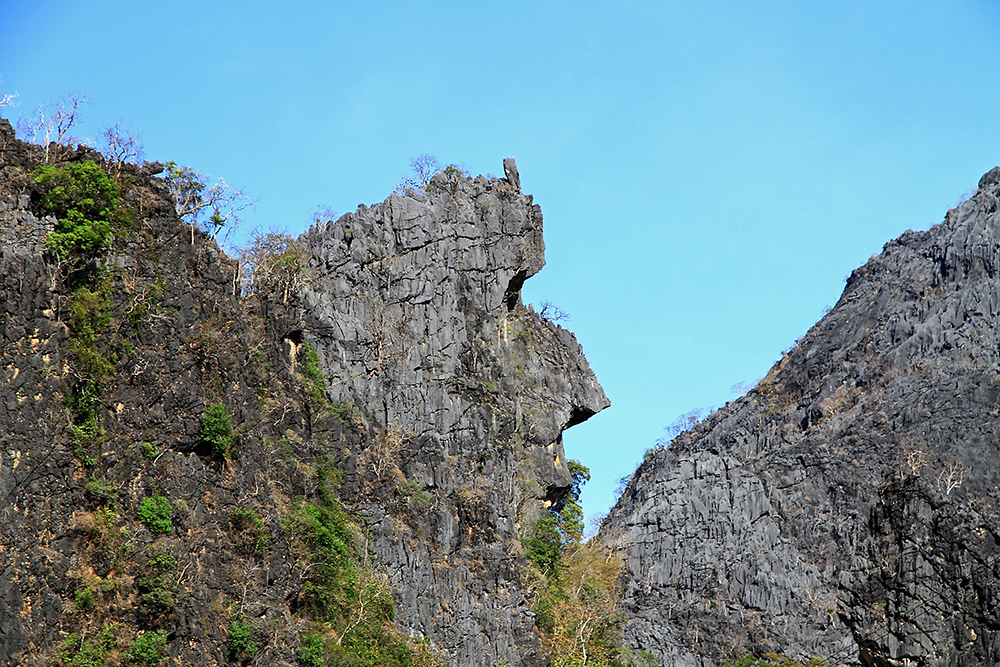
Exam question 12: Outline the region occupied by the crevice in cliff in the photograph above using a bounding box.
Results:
[504,270,527,312]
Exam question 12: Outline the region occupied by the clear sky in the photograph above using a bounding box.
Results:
[3,1,1000,524]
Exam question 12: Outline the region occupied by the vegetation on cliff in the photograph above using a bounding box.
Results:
[522,461,651,667]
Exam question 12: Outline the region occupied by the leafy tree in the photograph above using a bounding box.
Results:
[522,460,633,666]
[163,161,253,244]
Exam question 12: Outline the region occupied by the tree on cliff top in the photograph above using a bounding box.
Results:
[163,160,255,245]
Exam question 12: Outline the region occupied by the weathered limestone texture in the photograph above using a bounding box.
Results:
[604,167,1000,667]
[0,118,608,667]
[297,171,609,665]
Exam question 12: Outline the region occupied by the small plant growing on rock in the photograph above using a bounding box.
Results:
[138,495,173,533]
[56,625,117,666]
[227,617,259,661]
[125,629,168,667]
[200,404,235,458]
[137,549,178,616]
[84,476,120,506]
[302,342,327,406]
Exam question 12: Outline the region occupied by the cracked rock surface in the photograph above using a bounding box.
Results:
[0,118,608,667]
[603,167,1000,667]
[296,172,609,665]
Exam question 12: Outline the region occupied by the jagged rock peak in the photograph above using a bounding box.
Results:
[604,165,1000,667]
[0,125,609,667]
[290,166,609,665]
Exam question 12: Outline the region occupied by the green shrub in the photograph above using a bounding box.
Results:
[73,586,95,611]
[66,283,115,443]
[137,549,177,615]
[56,625,117,667]
[328,402,355,429]
[284,465,443,667]
[34,161,123,260]
[296,630,325,667]
[227,618,258,660]
[726,655,827,667]
[84,477,120,505]
[302,341,327,406]
[125,629,168,667]
[200,404,235,458]
[138,495,173,533]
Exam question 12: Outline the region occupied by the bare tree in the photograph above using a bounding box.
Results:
[239,230,311,304]
[311,205,337,226]
[100,121,144,180]
[163,161,255,245]
[539,300,571,323]
[936,459,966,496]
[394,154,440,193]
[0,76,17,108]
[16,93,88,163]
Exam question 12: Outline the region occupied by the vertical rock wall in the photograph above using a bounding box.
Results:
[296,171,609,665]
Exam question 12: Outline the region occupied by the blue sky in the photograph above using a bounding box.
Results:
[3,1,1000,523]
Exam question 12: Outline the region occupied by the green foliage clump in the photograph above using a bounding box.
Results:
[329,403,356,430]
[34,161,124,261]
[73,576,115,612]
[284,467,442,667]
[84,476,120,505]
[137,549,178,616]
[227,618,259,660]
[66,282,115,444]
[200,404,235,458]
[125,630,169,667]
[301,341,327,406]
[283,496,355,621]
[523,460,589,575]
[522,515,562,575]
[138,495,173,533]
[56,625,117,667]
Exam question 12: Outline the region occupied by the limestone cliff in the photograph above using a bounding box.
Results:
[0,118,608,666]
[603,168,1000,666]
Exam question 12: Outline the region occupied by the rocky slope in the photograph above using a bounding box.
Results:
[0,118,608,666]
[603,168,1000,666]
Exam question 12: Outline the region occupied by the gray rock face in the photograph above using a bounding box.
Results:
[297,173,609,665]
[0,124,608,667]
[604,167,1000,666]
[504,158,521,193]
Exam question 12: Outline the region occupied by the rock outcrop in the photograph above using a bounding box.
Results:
[0,120,608,666]
[293,170,609,664]
[603,168,1000,666]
